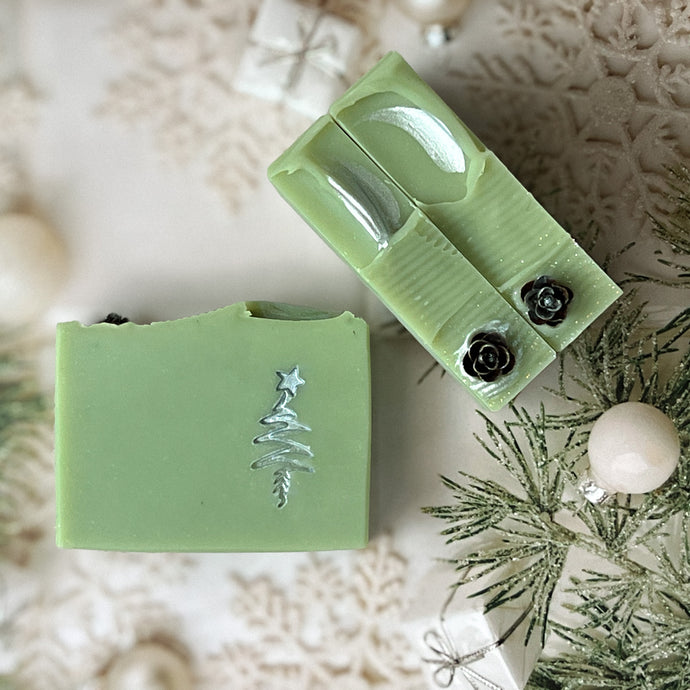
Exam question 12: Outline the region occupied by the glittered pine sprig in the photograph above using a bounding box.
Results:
[0,350,45,444]
[0,344,46,548]
[528,564,690,689]
[626,165,690,288]
[423,404,584,646]
[545,292,690,436]
[425,297,690,688]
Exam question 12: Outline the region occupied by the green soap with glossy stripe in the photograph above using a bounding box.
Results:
[269,52,621,409]
[269,118,555,410]
[329,51,621,352]
[55,302,370,552]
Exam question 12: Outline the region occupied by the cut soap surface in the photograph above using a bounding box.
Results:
[55,302,371,552]
[269,51,622,409]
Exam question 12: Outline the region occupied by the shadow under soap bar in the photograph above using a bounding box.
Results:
[55,302,370,552]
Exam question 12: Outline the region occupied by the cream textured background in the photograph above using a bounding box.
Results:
[2,1,688,687]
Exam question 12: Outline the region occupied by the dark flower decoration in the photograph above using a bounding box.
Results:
[463,331,515,382]
[100,313,129,325]
[521,276,573,326]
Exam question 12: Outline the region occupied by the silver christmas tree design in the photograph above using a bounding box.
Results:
[251,366,314,508]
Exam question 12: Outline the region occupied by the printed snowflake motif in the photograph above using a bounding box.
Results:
[0,425,55,567]
[9,550,187,689]
[201,536,423,689]
[99,0,381,210]
[447,0,690,255]
[0,66,37,208]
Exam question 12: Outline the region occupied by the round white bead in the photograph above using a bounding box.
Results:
[587,402,680,494]
[0,213,67,327]
[104,643,192,690]
[392,0,472,26]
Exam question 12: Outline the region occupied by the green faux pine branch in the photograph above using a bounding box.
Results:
[424,300,690,688]
[423,405,584,646]
[627,165,690,287]
[0,351,45,446]
[546,293,690,438]
[0,346,46,549]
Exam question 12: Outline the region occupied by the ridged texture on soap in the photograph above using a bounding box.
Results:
[423,154,567,288]
[359,214,556,411]
[361,216,477,341]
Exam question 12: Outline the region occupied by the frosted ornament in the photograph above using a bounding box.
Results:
[104,642,192,690]
[586,402,680,497]
[392,0,472,45]
[0,213,67,327]
[392,0,472,26]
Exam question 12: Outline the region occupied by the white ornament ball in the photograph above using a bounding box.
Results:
[104,643,192,690]
[392,0,472,27]
[0,213,67,327]
[588,402,680,495]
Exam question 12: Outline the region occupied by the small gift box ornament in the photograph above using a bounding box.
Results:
[402,568,541,690]
[234,0,362,118]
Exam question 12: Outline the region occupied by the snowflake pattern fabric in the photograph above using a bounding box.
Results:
[7,535,420,688]
[202,538,421,689]
[447,0,690,263]
[99,0,382,210]
[3,1,690,688]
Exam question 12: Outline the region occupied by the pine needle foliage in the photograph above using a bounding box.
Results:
[0,346,46,547]
[627,165,690,287]
[424,299,690,688]
[0,351,44,448]
[423,405,585,646]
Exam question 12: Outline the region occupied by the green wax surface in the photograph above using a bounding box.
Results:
[55,302,371,552]
[330,52,621,351]
[268,116,415,269]
[269,51,622,409]
[360,216,556,411]
[270,121,556,409]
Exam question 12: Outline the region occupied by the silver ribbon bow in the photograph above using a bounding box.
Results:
[259,10,345,94]
[423,590,533,689]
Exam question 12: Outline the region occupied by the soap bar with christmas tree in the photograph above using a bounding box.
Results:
[329,51,622,352]
[55,302,370,552]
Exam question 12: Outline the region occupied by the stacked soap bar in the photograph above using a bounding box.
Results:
[55,302,370,552]
[269,52,622,411]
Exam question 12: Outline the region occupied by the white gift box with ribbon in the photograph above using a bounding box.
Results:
[402,567,542,689]
[234,0,362,118]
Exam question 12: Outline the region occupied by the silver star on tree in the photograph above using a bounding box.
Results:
[276,366,305,396]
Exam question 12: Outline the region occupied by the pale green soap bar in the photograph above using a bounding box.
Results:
[55,302,370,552]
[269,116,415,270]
[360,217,556,411]
[269,118,555,410]
[330,52,621,351]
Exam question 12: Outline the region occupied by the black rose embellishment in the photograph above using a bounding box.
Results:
[463,332,515,382]
[521,276,573,327]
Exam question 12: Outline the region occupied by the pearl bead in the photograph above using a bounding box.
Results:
[587,402,680,495]
[0,213,67,327]
[391,0,471,27]
[105,643,192,690]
